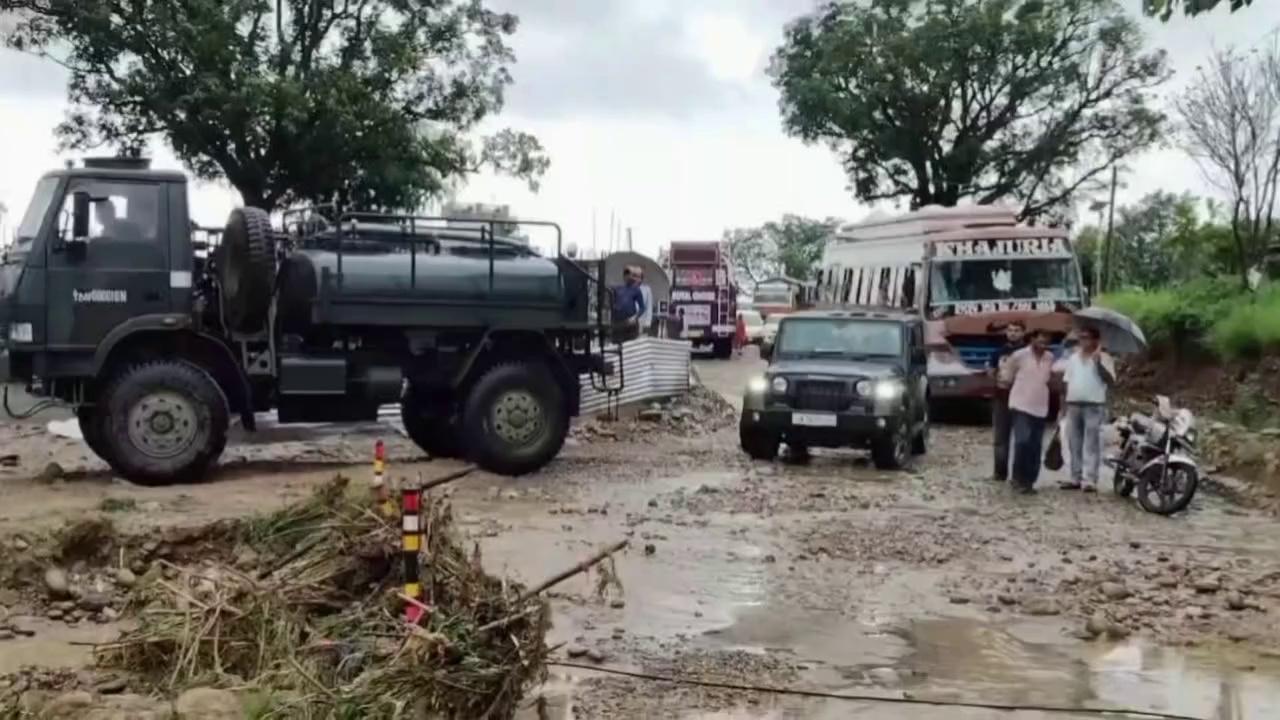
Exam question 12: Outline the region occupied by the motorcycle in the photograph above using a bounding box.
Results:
[1107,396,1200,515]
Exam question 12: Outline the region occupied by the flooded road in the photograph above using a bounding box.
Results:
[3,353,1280,718]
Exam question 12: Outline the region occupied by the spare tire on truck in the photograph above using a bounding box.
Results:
[219,207,274,333]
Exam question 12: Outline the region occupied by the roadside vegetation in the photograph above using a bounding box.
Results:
[1099,280,1280,361]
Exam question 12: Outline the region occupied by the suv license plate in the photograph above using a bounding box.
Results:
[792,412,837,427]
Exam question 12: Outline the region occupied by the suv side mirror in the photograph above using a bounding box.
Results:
[912,347,927,366]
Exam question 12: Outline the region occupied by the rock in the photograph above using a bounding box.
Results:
[1227,628,1251,643]
[1184,605,1205,619]
[53,600,76,612]
[1101,582,1131,601]
[114,568,137,588]
[44,567,71,598]
[1193,576,1221,593]
[948,595,971,605]
[868,667,900,684]
[139,501,163,513]
[232,547,259,570]
[0,629,13,640]
[1156,575,1179,588]
[566,645,589,659]
[99,607,120,622]
[643,543,656,556]
[585,648,608,664]
[609,599,626,609]
[47,608,64,620]
[638,409,665,422]
[174,687,244,719]
[78,592,110,613]
[1225,592,1248,611]
[1085,615,1109,638]
[1106,623,1132,639]
[39,462,65,481]
[997,593,1018,606]
[647,498,659,508]
[1024,598,1060,616]
[11,537,30,552]
[39,690,95,717]
[94,676,128,694]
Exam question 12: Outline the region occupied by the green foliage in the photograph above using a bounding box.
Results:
[724,215,840,285]
[1144,0,1253,21]
[1099,278,1277,359]
[1,0,547,211]
[770,0,1169,220]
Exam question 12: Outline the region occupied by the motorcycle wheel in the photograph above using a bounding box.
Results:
[1136,462,1199,515]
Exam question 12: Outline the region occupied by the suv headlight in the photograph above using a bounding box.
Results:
[874,380,904,401]
[8,323,32,343]
[747,376,768,394]
[771,376,789,393]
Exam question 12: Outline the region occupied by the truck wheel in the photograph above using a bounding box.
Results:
[219,207,274,333]
[712,339,733,360]
[872,425,910,470]
[739,424,778,461]
[461,362,568,476]
[77,406,112,465]
[400,390,462,459]
[99,361,229,486]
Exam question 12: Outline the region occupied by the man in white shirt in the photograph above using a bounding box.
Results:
[1058,326,1115,492]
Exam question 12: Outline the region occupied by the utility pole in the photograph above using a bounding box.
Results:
[1101,167,1119,294]
[627,227,633,252]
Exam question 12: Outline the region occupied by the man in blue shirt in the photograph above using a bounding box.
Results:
[612,267,645,342]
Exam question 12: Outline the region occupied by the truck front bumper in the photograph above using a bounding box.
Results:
[740,408,903,449]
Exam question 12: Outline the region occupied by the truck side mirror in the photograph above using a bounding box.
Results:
[71,191,92,241]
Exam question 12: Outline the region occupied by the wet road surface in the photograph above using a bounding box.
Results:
[2,353,1280,719]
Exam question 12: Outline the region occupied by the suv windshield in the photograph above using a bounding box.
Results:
[777,318,901,359]
[928,258,1081,306]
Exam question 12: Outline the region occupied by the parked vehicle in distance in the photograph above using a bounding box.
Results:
[814,205,1086,406]
[752,276,806,319]
[739,309,929,470]
[738,310,764,344]
[1109,395,1200,515]
[760,315,782,349]
[665,241,738,358]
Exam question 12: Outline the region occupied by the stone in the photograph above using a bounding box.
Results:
[47,608,64,620]
[868,667,900,684]
[1100,582,1131,601]
[566,645,589,659]
[11,537,29,551]
[78,592,110,613]
[174,687,244,719]
[0,629,13,640]
[1106,622,1132,639]
[114,568,137,588]
[638,409,665,422]
[1085,615,1109,638]
[94,676,129,694]
[948,595,971,605]
[585,648,608,664]
[1193,576,1221,593]
[44,567,71,598]
[1024,598,1060,616]
[1226,592,1248,611]
[609,599,626,609]
[644,544,656,556]
[1184,605,1205,619]
[39,691,95,717]
[232,547,259,570]
[997,593,1018,606]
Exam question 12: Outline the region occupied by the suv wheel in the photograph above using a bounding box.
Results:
[100,361,229,486]
[461,362,568,476]
[400,387,462,459]
[739,424,778,461]
[872,425,910,470]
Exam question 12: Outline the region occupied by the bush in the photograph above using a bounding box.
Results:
[1099,279,1280,361]
[1210,285,1280,359]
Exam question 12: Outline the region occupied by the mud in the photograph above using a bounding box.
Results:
[2,354,1280,718]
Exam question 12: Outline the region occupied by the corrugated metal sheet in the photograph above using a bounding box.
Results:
[579,337,692,415]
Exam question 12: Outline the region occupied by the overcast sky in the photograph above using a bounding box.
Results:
[0,1,1277,258]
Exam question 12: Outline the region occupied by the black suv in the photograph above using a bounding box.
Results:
[739,309,929,469]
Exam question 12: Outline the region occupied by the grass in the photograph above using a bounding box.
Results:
[98,497,139,513]
[1098,278,1280,360]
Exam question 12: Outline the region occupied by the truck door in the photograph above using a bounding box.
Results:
[45,179,171,353]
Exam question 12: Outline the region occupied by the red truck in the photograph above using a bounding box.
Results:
[665,241,738,358]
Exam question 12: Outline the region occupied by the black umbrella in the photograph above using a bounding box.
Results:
[1073,307,1148,355]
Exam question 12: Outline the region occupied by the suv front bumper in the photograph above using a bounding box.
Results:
[740,407,904,448]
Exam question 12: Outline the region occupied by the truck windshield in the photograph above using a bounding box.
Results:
[9,177,59,256]
[928,258,1080,306]
[777,318,901,358]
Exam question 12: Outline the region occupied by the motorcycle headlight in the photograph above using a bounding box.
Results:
[874,380,904,401]
[771,376,789,394]
[747,376,768,394]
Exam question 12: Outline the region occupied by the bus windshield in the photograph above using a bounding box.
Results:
[928,258,1080,306]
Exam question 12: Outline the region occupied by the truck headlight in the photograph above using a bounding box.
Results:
[874,380,904,401]
[747,376,768,394]
[771,376,789,393]
[8,323,32,343]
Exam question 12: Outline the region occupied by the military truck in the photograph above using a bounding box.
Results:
[0,158,616,485]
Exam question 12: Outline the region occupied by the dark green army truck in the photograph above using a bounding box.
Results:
[739,309,929,470]
[0,158,617,485]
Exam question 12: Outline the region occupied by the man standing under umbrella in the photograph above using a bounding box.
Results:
[1058,326,1116,492]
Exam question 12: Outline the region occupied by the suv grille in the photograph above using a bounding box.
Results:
[792,380,850,412]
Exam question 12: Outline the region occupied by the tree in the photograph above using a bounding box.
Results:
[1177,43,1280,287]
[724,215,840,285]
[770,0,1169,221]
[2,1,548,212]
[1144,0,1253,21]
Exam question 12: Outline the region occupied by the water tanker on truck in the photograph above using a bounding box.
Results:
[0,158,618,485]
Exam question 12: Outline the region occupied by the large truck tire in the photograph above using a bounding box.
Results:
[400,387,462,459]
[712,339,733,359]
[98,361,229,486]
[219,207,274,333]
[461,361,568,476]
[77,405,112,465]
